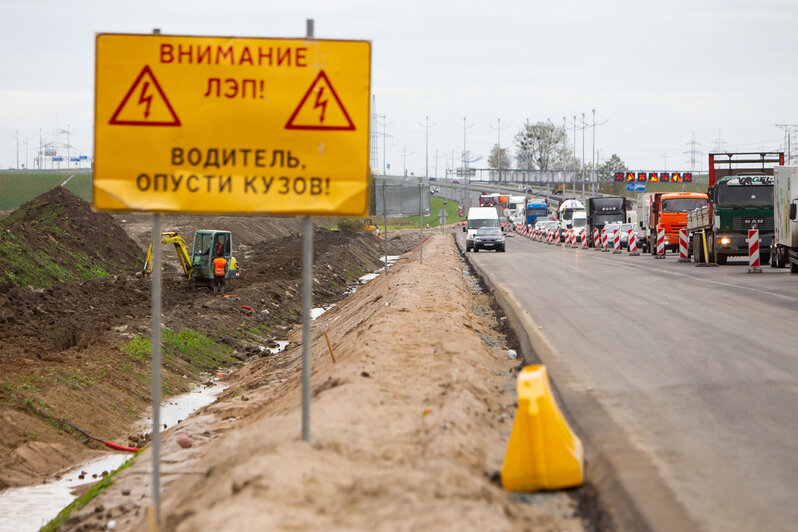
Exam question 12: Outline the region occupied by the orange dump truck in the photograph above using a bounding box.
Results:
[648,192,709,253]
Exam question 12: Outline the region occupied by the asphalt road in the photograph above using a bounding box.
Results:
[464,231,798,532]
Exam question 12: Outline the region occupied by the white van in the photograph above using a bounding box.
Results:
[464,206,500,252]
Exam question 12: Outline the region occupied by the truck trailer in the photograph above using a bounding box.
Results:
[687,152,782,265]
[771,166,798,272]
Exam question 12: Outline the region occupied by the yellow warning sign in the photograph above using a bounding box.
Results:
[285,71,355,130]
[94,33,371,215]
[109,66,181,126]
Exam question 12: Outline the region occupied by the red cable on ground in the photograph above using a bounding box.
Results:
[103,441,141,453]
[61,420,141,453]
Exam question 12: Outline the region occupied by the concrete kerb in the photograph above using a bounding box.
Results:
[456,234,699,532]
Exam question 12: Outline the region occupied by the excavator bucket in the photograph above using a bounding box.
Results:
[501,365,583,491]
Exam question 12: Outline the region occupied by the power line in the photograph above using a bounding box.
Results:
[488,118,509,182]
[711,129,727,153]
[417,116,436,181]
[684,131,703,172]
[775,124,798,164]
[400,147,414,176]
[455,118,475,205]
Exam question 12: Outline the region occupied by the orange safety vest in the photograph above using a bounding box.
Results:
[213,257,226,276]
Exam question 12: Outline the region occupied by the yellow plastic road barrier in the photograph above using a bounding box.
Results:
[501,365,584,491]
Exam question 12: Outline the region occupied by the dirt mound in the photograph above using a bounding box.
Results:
[115,213,304,256]
[0,187,143,288]
[0,223,386,488]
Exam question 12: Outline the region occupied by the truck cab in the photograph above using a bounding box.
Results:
[650,192,708,252]
[585,196,626,246]
[557,199,585,238]
[525,199,549,226]
[709,175,774,261]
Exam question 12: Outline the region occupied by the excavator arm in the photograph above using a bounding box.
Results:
[142,231,194,278]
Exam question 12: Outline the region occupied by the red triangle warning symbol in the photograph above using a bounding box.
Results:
[109,65,181,126]
[285,71,355,131]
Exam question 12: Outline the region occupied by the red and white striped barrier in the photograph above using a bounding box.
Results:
[582,231,588,249]
[748,229,762,273]
[546,229,553,244]
[500,221,512,232]
[601,229,610,252]
[570,229,577,248]
[593,228,601,250]
[628,230,640,256]
[562,229,569,248]
[655,228,666,258]
[611,230,620,253]
[678,229,690,263]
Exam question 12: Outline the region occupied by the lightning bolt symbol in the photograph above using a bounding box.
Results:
[313,86,328,123]
[138,81,153,119]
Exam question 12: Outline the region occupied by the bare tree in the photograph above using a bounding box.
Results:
[514,120,571,170]
[488,144,511,169]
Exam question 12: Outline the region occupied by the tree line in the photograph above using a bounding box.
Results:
[487,120,627,176]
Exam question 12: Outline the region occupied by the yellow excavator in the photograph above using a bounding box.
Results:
[143,230,239,288]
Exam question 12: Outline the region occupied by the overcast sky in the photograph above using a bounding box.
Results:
[1,0,796,176]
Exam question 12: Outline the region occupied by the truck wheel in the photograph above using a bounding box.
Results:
[474,247,479,253]
[791,260,798,273]
[693,235,703,263]
[715,253,727,265]
[776,248,786,268]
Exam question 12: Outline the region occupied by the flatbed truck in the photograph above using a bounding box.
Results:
[687,152,782,265]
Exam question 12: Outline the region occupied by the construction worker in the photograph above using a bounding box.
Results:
[213,252,227,295]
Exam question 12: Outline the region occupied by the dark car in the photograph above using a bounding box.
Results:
[473,227,506,252]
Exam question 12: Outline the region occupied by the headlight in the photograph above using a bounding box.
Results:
[719,237,731,245]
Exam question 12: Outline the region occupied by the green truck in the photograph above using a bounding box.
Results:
[687,152,783,265]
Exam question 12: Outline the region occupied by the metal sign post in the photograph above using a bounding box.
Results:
[150,213,162,524]
[383,180,389,285]
[419,178,423,264]
[301,19,314,442]
[149,28,163,526]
